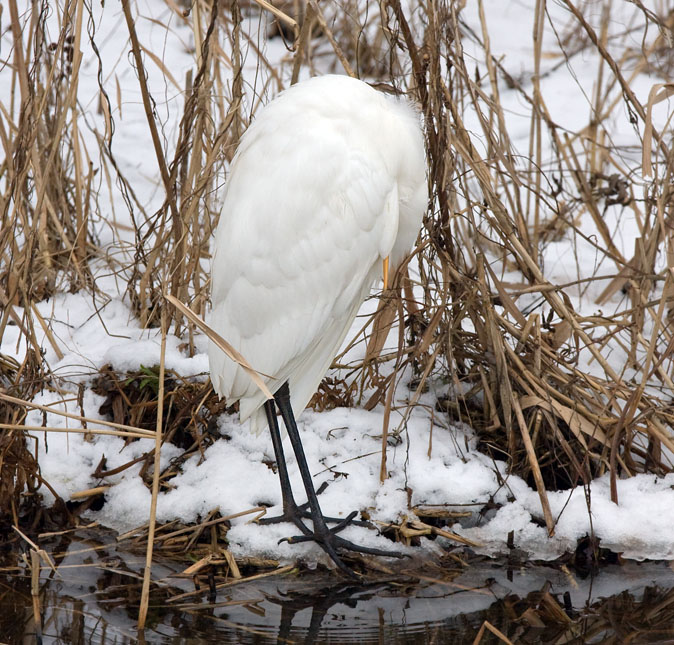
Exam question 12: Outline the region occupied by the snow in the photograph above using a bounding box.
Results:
[2,0,674,568]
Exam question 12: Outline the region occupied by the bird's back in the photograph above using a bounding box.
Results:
[208,75,427,432]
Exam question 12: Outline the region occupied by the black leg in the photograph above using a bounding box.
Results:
[258,398,357,530]
[258,401,330,535]
[258,399,311,534]
[273,381,404,576]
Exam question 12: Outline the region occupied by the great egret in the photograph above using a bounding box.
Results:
[208,74,427,574]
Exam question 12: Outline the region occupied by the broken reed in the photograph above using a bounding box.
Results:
[2,0,674,524]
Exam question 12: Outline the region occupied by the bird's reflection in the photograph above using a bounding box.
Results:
[265,581,390,645]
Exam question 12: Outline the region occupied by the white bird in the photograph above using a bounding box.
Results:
[208,74,427,574]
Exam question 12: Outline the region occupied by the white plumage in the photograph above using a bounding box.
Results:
[208,74,427,433]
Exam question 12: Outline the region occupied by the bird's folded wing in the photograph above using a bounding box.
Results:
[208,147,400,423]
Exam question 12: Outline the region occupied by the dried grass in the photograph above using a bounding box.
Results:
[0,351,42,525]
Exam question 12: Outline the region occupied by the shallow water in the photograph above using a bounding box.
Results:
[3,528,674,644]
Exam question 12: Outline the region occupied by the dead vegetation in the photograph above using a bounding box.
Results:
[0,351,42,528]
[1,0,674,592]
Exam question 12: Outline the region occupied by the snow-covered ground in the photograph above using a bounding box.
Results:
[2,0,673,568]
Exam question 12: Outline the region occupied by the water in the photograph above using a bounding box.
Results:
[2,527,674,644]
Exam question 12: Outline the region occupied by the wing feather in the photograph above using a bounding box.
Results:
[208,129,398,424]
[208,76,427,432]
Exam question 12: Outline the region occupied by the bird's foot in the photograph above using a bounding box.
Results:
[260,506,372,530]
[281,517,406,578]
[258,482,372,529]
[257,505,311,534]
[257,481,328,532]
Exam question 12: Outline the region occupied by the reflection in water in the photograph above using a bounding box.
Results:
[268,583,390,643]
[2,528,674,643]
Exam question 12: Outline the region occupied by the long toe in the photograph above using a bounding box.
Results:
[282,526,406,564]
[332,535,406,559]
[318,511,373,529]
[284,532,404,558]
[260,502,370,529]
[258,507,312,535]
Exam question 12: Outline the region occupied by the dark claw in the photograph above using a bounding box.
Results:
[315,481,330,496]
[280,528,405,578]
[277,510,359,544]
[258,483,372,529]
[327,510,359,534]
[258,505,312,533]
[279,508,406,573]
[284,532,405,558]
